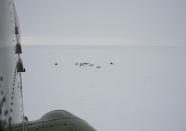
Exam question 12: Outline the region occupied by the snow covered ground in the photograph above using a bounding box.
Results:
[22,45,186,131]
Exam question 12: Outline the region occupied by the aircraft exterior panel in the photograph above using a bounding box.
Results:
[0,0,24,129]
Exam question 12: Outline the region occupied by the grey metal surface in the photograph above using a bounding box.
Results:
[0,0,24,129]
[7,110,96,131]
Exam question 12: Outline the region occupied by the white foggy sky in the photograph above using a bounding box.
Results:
[15,0,186,46]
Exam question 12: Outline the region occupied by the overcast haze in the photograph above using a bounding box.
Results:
[14,0,186,131]
[16,0,186,46]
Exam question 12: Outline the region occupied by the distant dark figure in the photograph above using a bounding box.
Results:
[96,66,101,68]
[54,62,58,66]
[110,62,114,65]
[79,63,89,67]
[24,116,28,122]
[76,62,95,68]
[79,63,83,67]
